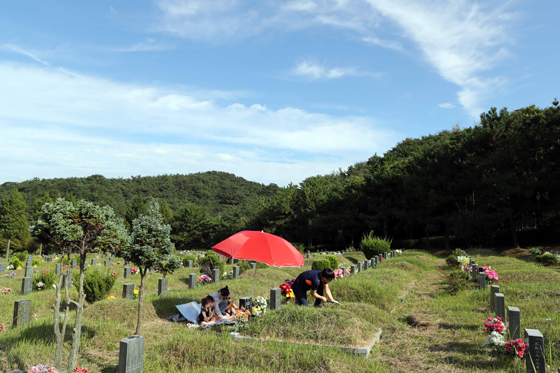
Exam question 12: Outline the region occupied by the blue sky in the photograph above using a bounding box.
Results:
[0,1,558,186]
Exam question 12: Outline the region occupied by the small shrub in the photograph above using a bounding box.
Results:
[9,257,23,269]
[77,270,118,303]
[535,254,559,266]
[181,254,198,267]
[360,231,391,259]
[33,271,57,291]
[445,249,463,267]
[311,259,330,271]
[15,250,28,263]
[198,250,226,277]
[529,247,541,256]
[443,271,470,294]
[325,255,338,269]
[31,258,41,267]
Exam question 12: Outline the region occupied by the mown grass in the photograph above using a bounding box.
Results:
[1,250,559,372]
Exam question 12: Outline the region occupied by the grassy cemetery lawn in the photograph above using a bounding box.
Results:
[1,250,559,372]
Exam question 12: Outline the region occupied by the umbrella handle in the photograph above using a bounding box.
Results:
[250,264,258,300]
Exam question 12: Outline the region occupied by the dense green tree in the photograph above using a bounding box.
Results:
[125,195,148,229]
[171,203,221,250]
[120,200,180,335]
[159,199,174,225]
[0,188,31,257]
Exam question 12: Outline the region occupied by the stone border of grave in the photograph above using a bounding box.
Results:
[229,328,382,357]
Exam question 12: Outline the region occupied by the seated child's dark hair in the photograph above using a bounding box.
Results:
[201,295,214,308]
[321,268,335,280]
[219,286,230,297]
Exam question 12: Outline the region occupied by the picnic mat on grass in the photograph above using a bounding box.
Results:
[175,301,235,326]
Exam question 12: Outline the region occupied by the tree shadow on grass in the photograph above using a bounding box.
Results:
[100,365,118,373]
[342,255,359,264]
[428,342,479,356]
[438,322,479,331]
[151,295,201,319]
[4,322,98,346]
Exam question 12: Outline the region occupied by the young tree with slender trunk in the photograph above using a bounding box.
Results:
[121,199,180,335]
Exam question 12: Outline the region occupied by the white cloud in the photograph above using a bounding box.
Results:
[106,38,173,52]
[154,0,517,117]
[0,62,396,185]
[292,61,379,80]
[2,44,50,66]
[438,103,455,109]
[362,36,403,51]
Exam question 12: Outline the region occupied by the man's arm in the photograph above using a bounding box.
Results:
[309,289,327,303]
[323,283,337,303]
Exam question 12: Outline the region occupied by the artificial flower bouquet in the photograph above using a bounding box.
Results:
[27,364,59,373]
[279,278,296,301]
[252,296,267,316]
[484,317,505,334]
[197,275,212,285]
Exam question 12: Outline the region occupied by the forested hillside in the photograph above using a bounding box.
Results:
[0,171,278,217]
[1,100,559,254]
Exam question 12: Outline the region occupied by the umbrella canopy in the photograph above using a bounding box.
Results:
[212,230,304,268]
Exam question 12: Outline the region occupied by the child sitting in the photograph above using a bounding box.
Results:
[198,296,221,325]
[223,294,238,315]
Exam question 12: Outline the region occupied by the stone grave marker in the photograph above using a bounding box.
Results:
[350,265,356,275]
[239,297,252,311]
[91,258,96,265]
[507,306,521,340]
[21,277,32,295]
[188,273,196,289]
[478,271,486,290]
[124,267,131,279]
[250,262,256,270]
[13,299,31,328]
[370,258,374,268]
[24,264,33,278]
[495,293,506,321]
[340,266,346,278]
[46,256,52,262]
[158,278,167,296]
[363,260,368,270]
[104,260,110,267]
[232,266,240,279]
[122,283,134,299]
[357,262,362,273]
[383,252,387,260]
[118,335,145,373]
[269,288,281,310]
[490,285,500,311]
[0,263,5,272]
[186,260,193,268]
[62,273,72,289]
[313,254,316,257]
[55,263,62,275]
[125,260,130,265]
[71,259,77,268]
[525,329,545,373]
[212,269,220,283]
[470,259,475,265]
[471,264,478,281]
[229,257,235,265]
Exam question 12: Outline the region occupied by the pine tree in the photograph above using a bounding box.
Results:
[0,188,30,258]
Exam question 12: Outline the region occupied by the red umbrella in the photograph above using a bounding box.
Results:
[212,230,304,267]
[212,230,304,298]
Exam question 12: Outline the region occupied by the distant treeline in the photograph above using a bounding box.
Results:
[1,100,559,252]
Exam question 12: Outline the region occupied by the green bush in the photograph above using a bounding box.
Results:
[445,249,463,267]
[325,255,339,269]
[198,250,226,277]
[15,250,28,263]
[9,257,23,269]
[33,271,57,291]
[181,254,198,267]
[535,254,559,266]
[443,271,471,294]
[311,259,330,271]
[76,270,118,303]
[31,258,41,267]
[529,247,542,256]
[360,232,391,259]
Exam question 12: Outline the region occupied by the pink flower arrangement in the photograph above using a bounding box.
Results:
[110,263,115,266]
[505,338,526,358]
[27,364,59,372]
[131,268,138,275]
[72,366,90,372]
[0,322,6,333]
[45,270,49,274]
[333,268,351,279]
[484,316,505,334]
[117,261,121,265]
